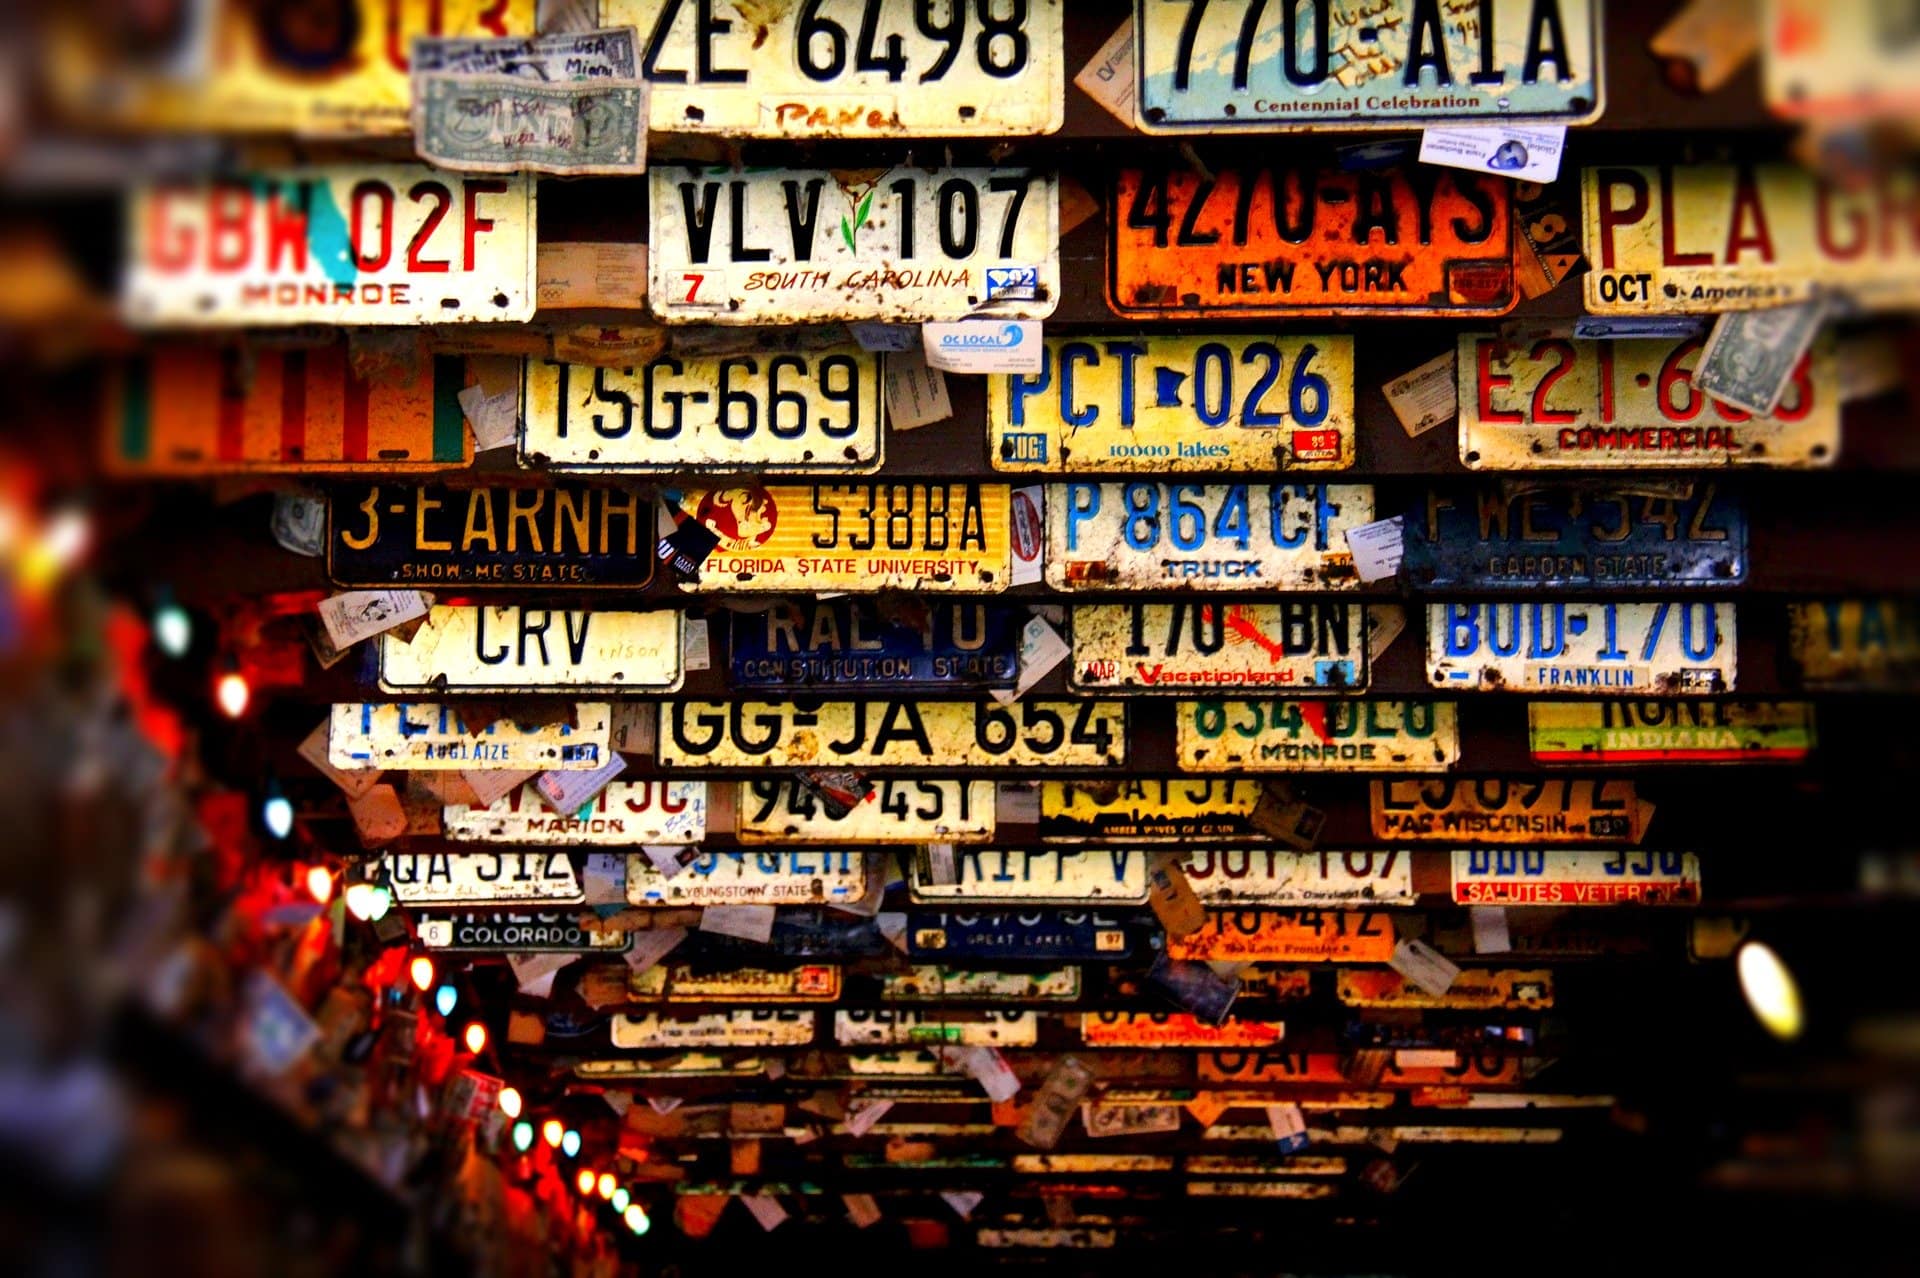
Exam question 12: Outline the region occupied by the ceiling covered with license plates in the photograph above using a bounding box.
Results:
[4,0,1920,1273]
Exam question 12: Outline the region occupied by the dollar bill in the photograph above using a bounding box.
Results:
[414,75,647,175]
[1694,299,1827,415]
[412,27,639,80]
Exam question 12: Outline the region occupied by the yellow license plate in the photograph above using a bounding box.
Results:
[735,779,995,843]
[1039,779,1263,842]
[1337,968,1553,1011]
[1079,1013,1282,1049]
[877,967,1081,1002]
[378,606,683,694]
[833,1010,1037,1047]
[1178,850,1416,906]
[1583,164,1920,314]
[1458,332,1839,468]
[1370,778,1648,843]
[108,346,471,474]
[1176,700,1459,772]
[1070,602,1366,693]
[609,1011,816,1049]
[1168,910,1396,962]
[672,483,1014,592]
[659,699,1124,768]
[988,335,1354,472]
[627,963,842,1003]
[1527,700,1816,764]
[1788,599,1920,689]
[1012,1155,1175,1174]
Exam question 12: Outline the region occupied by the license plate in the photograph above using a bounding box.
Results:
[1110,168,1514,318]
[1456,334,1838,468]
[730,600,1019,691]
[1080,1013,1282,1049]
[327,702,611,770]
[1788,599,1920,689]
[328,483,656,588]
[1582,165,1920,314]
[575,1056,766,1079]
[108,347,470,474]
[649,166,1058,323]
[1337,969,1553,1011]
[125,168,536,325]
[383,849,582,905]
[878,967,1081,1002]
[907,850,1150,905]
[520,348,883,473]
[1527,701,1816,764]
[674,482,1013,592]
[609,1011,816,1048]
[908,912,1141,959]
[978,1228,1115,1250]
[1371,778,1647,843]
[737,779,994,843]
[1047,483,1370,591]
[1168,910,1396,962]
[1134,0,1600,130]
[1014,1155,1176,1174]
[606,0,1064,136]
[415,911,629,952]
[988,335,1355,472]
[1178,850,1416,906]
[659,699,1125,768]
[1427,602,1735,694]
[1426,911,1658,960]
[1196,1051,1523,1087]
[1038,781,1273,846]
[833,1010,1037,1047]
[1069,602,1365,692]
[443,780,707,844]
[1186,1182,1334,1199]
[1762,2,1920,122]
[1451,850,1702,906]
[378,606,682,693]
[627,963,841,1002]
[1083,1103,1182,1137]
[1177,700,1460,772]
[625,850,868,905]
[1404,483,1747,589]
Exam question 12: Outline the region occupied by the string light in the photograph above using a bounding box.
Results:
[624,1204,649,1235]
[462,1022,488,1054]
[1738,940,1804,1041]
[435,985,458,1017]
[511,1121,533,1152]
[542,1119,564,1148]
[498,1087,522,1119]
[576,1169,596,1195]
[153,598,191,657]
[303,863,331,902]
[561,1129,581,1158]
[597,1172,615,1199]
[409,956,435,992]
[267,789,297,842]
[216,669,250,718]
[344,883,391,922]
[611,1187,630,1213]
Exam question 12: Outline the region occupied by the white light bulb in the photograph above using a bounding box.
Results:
[1738,940,1804,1041]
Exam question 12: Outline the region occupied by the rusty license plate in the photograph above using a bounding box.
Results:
[1070,601,1365,693]
[1370,778,1649,843]
[1427,602,1736,694]
[1176,699,1460,772]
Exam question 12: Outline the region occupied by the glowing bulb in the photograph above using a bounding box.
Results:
[576,1169,596,1195]
[624,1204,649,1235]
[463,1022,487,1054]
[561,1129,581,1158]
[512,1120,533,1152]
[543,1119,564,1148]
[267,796,297,841]
[498,1087,522,1119]
[597,1172,615,1199]
[216,671,249,718]
[1738,940,1804,1041]
[611,1188,629,1213]
[154,603,191,657]
[409,956,434,992]
[345,882,390,922]
[435,985,458,1017]
[303,864,331,902]
[40,507,89,569]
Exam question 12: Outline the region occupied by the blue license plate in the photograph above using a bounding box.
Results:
[908,911,1152,960]
[1403,484,1746,589]
[694,909,894,960]
[730,601,1020,691]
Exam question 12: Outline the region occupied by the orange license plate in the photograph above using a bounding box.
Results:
[1109,167,1515,318]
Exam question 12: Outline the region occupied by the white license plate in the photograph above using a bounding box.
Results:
[1451,850,1702,906]
[877,966,1081,1001]
[659,699,1124,768]
[1427,602,1736,694]
[1177,850,1415,906]
[1176,700,1460,772]
[833,1010,1037,1046]
[736,779,995,842]
[1069,601,1365,693]
[624,850,869,905]
[1046,483,1369,591]
[907,849,1150,905]
[327,702,612,770]
[378,606,682,693]
[606,0,1064,136]
[609,1011,816,1048]
[521,348,883,473]
[383,850,582,905]
[648,165,1058,323]
[124,167,536,326]
[442,780,706,844]
[628,963,841,1002]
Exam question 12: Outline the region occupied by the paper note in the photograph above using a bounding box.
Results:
[1420,124,1567,183]
[536,241,648,309]
[609,702,657,755]
[741,1195,788,1232]
[957,1045,1022,1102]
[848,323,918,352]
[647,1094,684,1115]
[460,769,538,807]
[535,753,627,813]
[700,904,777,944]
[942,1191,984,1220]
[1389,938,1462,997]
[845,1099,894,1137]
[1267,1102,1310,1154]
[681,616,711,672]
[992,616,1071,704]
[1470,906,1513,955]
[883,345,952,429]
[1075,17,1137,129]
[583,853,627,906]
[508,952,572,998]
[922,320,1043,374]
[642,845,697,878]
[997,782,1040,824]
[298,720,381,798]
[1367,605,1407,663]
[1383,352,1458,438]
[622,926,687,974]
[317,590,429,649]
[553,324,668,368]
[843,1193,883,1229]
[1345,517,1404,584]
